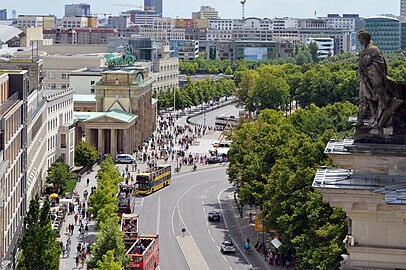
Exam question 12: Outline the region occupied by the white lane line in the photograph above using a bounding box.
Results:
[140,196,144,207]
[216,245,220,251]
[208,229,211,235]
[222,255,227,262]
[156,192,161,234]
[229,267,232,270]
[211,236,215,242]
[202,200,205,205]
[218,188,229,230]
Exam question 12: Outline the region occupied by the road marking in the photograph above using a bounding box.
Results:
[222,255,227,262]
[156,193,161,234]
[229,267,232,270]
[216,245,220,251]
[202,200,205,205]
[218,188,229,230]
[208,229,211,235]
[211,236,215,242]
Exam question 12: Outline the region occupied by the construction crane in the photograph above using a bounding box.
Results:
[241,0,247,21]
[111,3,155,12]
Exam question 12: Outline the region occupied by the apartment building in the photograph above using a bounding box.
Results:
[44,88,75,168]
[121,10,161,26]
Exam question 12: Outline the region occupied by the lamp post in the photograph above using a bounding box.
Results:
[173,88,176,119]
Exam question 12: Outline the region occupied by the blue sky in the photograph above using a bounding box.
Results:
[2,0,400,19]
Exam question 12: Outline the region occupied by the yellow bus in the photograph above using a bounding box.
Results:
[136,165,172,195]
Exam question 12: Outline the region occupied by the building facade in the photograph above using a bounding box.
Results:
[0,10,7,21]
[65,3,91,17]
[364,16,400,53]
[144,0,163,17]
[0,70,28,270]
[44,88,75,168]
[17,15,44,28]
[74,66,156,156]
[307,37,335,59]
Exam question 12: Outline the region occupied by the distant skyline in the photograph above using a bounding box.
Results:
[1,0,400,19]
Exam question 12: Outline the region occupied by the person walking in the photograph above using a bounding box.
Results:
[75,255,79,268]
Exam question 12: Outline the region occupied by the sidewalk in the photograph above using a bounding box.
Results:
[57,166,99,270]
[230,193,289,270]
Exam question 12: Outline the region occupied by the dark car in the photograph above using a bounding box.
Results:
[208,211,221,222]
[206,156,224,164]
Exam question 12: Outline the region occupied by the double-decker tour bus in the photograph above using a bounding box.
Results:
[136,164,171,195]
[125,234,159,270]
[121,213,139,249]
[117,183,136,216]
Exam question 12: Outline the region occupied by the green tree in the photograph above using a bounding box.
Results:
[47,156,71,191]
[75,140,99,167]
[308,42,320,63]
[88,217,127,269]
[225,65,233,75]
[95,250,122,270]
[18,196,61,270]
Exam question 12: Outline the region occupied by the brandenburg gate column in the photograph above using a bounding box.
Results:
[98,128,104,155]
[111,129,117,156]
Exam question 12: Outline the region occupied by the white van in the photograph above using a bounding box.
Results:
[114,154,137,164]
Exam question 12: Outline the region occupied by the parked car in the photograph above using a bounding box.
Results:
[114,154,137,164]
[206,156,224,164]
[220,241,235,253]
[208,211,221,222]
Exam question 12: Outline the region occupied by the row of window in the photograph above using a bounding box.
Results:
[48,98,73,114]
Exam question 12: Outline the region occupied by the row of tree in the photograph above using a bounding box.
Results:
[156,78,236,111]
[235,62,360,115]
[18,196,61,269]
[227,102,358,269]
[87,156,127,269]
[179,44,325,75]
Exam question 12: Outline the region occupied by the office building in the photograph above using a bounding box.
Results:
[401,0,406,17]
[65,3,91,17]
[0,9,6,21]
[364,16,400,53]
[62,16,88,28]
[307,37,334,59]
[44,88,75,168]
[192,6,219,20]
[144,0,163,17]
[169,40,199,61]
[121,10,161,26]
[0,70,28,270]
[17,15,44,28]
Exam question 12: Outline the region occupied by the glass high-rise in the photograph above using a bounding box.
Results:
[364,16,400,53]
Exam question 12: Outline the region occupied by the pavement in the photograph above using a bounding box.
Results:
[55,101,288,269]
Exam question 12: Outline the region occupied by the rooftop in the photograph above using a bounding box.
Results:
[73,109,137,123]
[313,167,406,205]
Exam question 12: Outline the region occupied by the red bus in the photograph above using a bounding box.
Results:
[125,234,159,270]
[121,213,139,249]
[118,183,136,216]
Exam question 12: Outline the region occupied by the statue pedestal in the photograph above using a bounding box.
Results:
[314,139,406,269]
[355,124,406,144]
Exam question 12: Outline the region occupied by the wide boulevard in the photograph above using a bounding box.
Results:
[134,166,256,270]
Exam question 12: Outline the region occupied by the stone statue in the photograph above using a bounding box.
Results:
[355,30,406,144]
